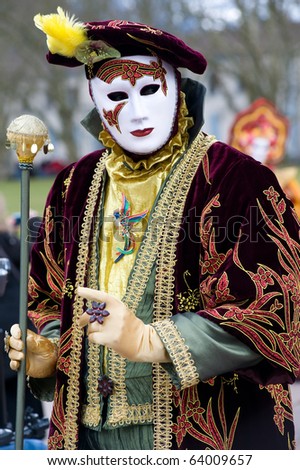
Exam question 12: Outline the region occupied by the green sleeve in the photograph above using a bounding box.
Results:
[153,312,262,390]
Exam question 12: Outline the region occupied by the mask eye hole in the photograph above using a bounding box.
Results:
[140,84,160,96]
[107,91,128,101]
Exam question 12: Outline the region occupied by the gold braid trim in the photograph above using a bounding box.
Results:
[62,166,75,201]
[152,319,199,390]
[108,349,153,426]
[104,132,216,444]
[64,156,106,449]
[106,343,153,427]
[152,131,216,450]
[81,173,106,429]
[81,343,101,427]
[49,337,60,347]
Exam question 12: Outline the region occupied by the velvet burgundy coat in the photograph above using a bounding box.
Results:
[28,130,299,450]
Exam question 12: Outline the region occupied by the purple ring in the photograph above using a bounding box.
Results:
[85,301,110,324]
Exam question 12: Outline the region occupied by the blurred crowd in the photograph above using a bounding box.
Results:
[0,193,43,431]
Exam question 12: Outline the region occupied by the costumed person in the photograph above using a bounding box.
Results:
[228,97,300,217]
[6,8,300,450]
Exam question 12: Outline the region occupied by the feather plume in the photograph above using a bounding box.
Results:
[34,6,87,58]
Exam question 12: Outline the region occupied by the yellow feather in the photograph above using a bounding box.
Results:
[34,6,87,58]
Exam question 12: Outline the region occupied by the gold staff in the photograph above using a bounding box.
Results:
[6,115,53,450]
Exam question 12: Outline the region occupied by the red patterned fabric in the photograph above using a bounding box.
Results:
[28,137,299,450]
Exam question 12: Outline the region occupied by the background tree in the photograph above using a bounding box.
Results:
[181,0,300,112]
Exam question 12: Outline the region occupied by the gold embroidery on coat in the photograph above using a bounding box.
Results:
[177,270,201,312]
[222,373,239,394]
[260,383,293,436]
[62,279,74,299]
[64,157,106,449]
[62,166,75,200]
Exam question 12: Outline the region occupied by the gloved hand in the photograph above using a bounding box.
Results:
[7,324,58,378]
[77,286,170,363]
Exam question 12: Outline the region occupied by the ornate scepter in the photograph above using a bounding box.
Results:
[5,115,53,450]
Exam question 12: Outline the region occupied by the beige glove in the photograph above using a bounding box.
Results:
[7,324,58,378]
[77,286,170,363]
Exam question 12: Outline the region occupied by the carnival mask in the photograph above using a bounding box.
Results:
[90,55,178,155]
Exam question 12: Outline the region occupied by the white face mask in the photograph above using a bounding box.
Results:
[90,55,178,155]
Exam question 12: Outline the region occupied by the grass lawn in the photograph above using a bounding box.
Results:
[0,176,55,217]
[1,166,300,220]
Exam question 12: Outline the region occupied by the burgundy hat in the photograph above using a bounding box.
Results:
[34,8,207,77]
